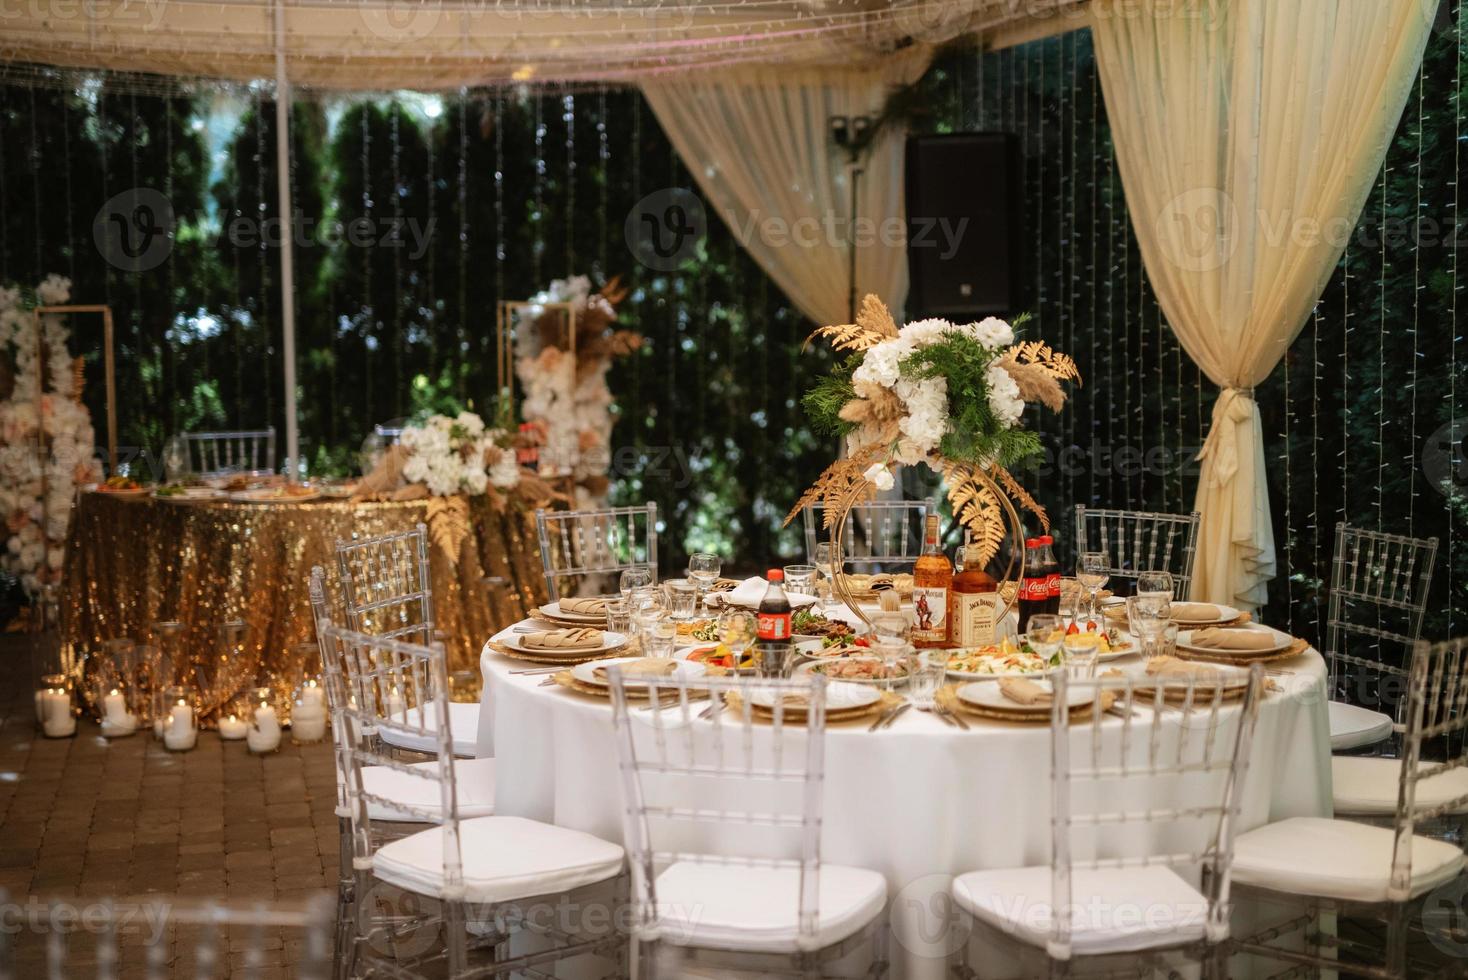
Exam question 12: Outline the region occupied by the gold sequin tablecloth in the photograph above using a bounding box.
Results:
[61,492,548,716]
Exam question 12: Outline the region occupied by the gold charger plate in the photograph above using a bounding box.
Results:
[489,639,628,665]
[936,684,1115,725]
[552,663,727,700]
[723,689,901,726]
[1105,606,1252,629]
[1171,636,1309,667]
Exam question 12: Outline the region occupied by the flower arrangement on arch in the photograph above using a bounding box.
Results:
[399,411,521,497]
[788,294,1080,566]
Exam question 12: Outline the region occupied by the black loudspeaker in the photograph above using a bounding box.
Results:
[904,132,1024,319]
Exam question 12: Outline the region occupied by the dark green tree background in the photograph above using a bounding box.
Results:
[0,13,1464,642]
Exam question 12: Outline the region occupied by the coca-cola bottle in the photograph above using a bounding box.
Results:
[756,569,793,678]
[1017,538,1048,633]
[1036,534,1061,616]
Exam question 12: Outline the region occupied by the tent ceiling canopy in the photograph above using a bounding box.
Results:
[0,0,1086,90]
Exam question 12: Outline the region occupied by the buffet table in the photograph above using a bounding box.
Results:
[61,491,548,714]
[476,629,1332,979]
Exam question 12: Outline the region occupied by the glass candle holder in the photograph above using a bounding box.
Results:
[36,673,75,738]
[160,685,198,751]
[95,674,139,739]
[247,686,282,754]
[216,697,249,741]
[291,673,328,744]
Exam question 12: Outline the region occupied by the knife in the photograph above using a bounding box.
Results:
[876,702,911,731]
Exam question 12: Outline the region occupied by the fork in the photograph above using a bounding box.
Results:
[916,705,957,728]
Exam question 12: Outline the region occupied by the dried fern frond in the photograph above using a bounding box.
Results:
[72,357,86,404]
[996,357,1066,413]
[854,293,899,339]
[805,294,901,354]
[605,330,643,357]
[1004,340,1082,384]
[783,447,882,529]
[994,465,1049,532]
[426,494,473,563]
[599,274,630,306]
[943,461,1006,568]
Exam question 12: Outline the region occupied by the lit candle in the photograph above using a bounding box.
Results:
[163,699,196,751]
[301,679,327,707]
[40,687,75,738]
[217,714,247,740]
[99,688,137,738]
[247,701,281,753]
[291,697,327,744]
[385,685,406,717]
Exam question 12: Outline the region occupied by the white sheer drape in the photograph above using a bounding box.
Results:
[642,50,931,326]
[1091,0,1432,610]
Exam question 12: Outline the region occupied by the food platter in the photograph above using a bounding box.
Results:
[945,645,1055,680]
[153,486,225,503]
[230,486,321,504]
[682,645,756,672]
[795,657,910,684]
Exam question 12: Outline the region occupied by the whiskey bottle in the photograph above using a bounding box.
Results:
[911,514,953,648]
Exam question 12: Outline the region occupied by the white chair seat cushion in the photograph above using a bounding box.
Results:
[1331,756,1468,816]
[1329,700,1394,752]
[381,701,480,757]
[952,865,1209,956]
[1233,817,1465,902]
[363,757,496,822]
[652,861,887,954]
[372,816,624,904]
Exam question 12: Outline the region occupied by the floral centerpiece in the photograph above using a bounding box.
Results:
[788,295,1079,570]
[0,275,103,596]
[399,412,522,496]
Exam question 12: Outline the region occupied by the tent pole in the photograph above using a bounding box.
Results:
[274,0,300,475]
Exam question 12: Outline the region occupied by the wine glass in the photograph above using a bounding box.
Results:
[1025,613,1064,670]
[619,566,654,603]
[687,553,721,611]
[1136,570,1175,601]
[717,609,757,671]
[1077,552,1110,625]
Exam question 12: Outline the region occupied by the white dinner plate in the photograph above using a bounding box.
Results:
[746,680,880,713]
[502,630,627,657]
[537,601,610,624]
[956,680,1095,714]
[570,656,707,689]
[1175,624,1293,657]
[154,487,224,502]
[1141,661,1254,694]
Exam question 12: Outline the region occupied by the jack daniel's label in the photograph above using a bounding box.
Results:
[953,592,998,647]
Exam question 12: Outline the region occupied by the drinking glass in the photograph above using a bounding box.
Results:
[1136,570,1175,601]
[604,597,632,636]
[1126,595,1172,660]
[619,566,654,602]
[664,579,698,621]
[783,564,817,597]
[1024,613,1064,669]
[813,542,840,612]
[644,616,677,659]
[1077,553,1109,623]
[1156,623,1179,660]
[905,645,943,708]
[1057,591,1079,632]
[1061,632,1101,679]
[631,591,664,643]
[717,610,757,670]
[687,553,721,610]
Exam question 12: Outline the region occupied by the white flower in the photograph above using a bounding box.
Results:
[863,462,895,492]
[986,363,1025,428]
[36,275,71,306]
[968,317,1014,351]
[462,465,489,495]
[489,451,521,489]
[454,411,485,438]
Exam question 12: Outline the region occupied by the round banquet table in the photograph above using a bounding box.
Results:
[60,491,548,715]
[476,627,1332,980]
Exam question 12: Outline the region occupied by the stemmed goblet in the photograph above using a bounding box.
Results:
[687,553,721,612]
[1077,552,1109,625]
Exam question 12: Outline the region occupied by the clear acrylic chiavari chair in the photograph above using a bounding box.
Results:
[608,671,889,978]
[321,622,624,979]
[951,666,1264,979]
[13,894,335,979]
[1233,637,1468,979]
[1325,522,1439,753]
[535,503,659,601]
[181,427,276,476]
[802,498,933,570]
[1073,506,1201,597]
[336,524,477,757]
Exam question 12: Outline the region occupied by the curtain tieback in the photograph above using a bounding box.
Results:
[1195,387,1256,486]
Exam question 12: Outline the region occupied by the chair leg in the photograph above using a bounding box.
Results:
[445,898,468,977]
[633,939,658,980]
[336,815,354,902]
[1386,901,1409,980]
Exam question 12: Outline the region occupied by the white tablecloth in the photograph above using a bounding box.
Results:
[475,632,1332,979]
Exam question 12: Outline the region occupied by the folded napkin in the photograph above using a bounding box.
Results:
[710,576,819,609]
[559,596,609,617]
[999,676,1052,707]
[1187,627,1278,652]
[776,693,813,711]
[522,628,603,651]
[595,658,679,682]
[1144,656,1224,684]
[1169,601,1222,622]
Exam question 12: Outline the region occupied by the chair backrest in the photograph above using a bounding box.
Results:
[802,498,933,569]
[26,894,333,979]
[1048,665,1264,959]
[1073,505,1201,595]
[309,566,352,820]
[318,622,460,891]
[608,672,828,950]
[182,428,276,476]
[1391,636,1468,901]
[1326,523,1439,719]
[335,523,434,645]
[536,503,658,601]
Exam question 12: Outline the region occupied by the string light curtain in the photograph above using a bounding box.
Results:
[1090,0,1433,611]
[641,49,930,325]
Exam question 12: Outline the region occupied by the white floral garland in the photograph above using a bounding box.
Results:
[514,274,619,507]
[0,276,102,595]
[399,411,519,497]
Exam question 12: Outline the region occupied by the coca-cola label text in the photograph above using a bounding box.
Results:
[757,612,791,640]
[1020,578,1049,601]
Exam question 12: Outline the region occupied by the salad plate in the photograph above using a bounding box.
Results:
[795,657,909,684]
[945,643,1056,680]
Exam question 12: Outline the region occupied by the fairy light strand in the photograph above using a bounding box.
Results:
[1409,60,1423,536]
[563,92,575,273]
[456,88,468,401]
[1452,0,1463,632]
[389,102,404,415]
